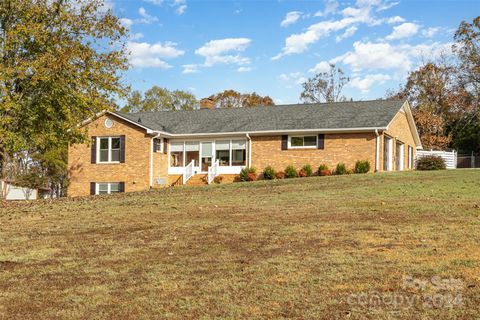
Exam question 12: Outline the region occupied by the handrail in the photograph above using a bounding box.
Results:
[207,159,220,184]
[183,160,195,184]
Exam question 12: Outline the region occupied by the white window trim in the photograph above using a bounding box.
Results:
[97,136,121,164]
[95,182,121,195]
[288,135,318,149]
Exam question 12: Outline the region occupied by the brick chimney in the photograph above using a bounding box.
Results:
[200,97,215,109]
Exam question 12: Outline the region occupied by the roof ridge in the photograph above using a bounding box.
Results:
[118,99,403,116]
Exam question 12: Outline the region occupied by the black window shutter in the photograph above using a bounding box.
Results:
[91,136,97,164]
[120,135,126,163]
[163,138,168,154]
[281,135,288,150]
[153,139,158,152]
[317,134,325,149]
[119,182,125,193]
[90,182,96,195]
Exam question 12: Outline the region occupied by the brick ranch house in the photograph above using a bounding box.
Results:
[68,99,422,197]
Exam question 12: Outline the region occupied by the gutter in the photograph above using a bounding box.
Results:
[246,133,252,167]
[150,132,162,190]
[375,129,380,172]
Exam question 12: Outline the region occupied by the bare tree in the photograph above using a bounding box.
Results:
[300,63,350,103]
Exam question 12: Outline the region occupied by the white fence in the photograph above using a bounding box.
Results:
[416,150,457,169]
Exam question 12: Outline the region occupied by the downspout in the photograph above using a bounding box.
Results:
[150,132,161,190]
[246,133,252,167]
[375,129,380,172]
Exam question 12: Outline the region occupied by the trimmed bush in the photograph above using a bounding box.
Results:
[319,169,331,176]
[301,164,313,177]
[263,166,276,180]
[298,169,308,177]
[213,176,224,184]
[285,165,298,178]
[416,155,446,170]
[354,160,371,174]
[318,164,330,176]
[335,163,348,175]
[239,167,256,182]
[275,171,285,179]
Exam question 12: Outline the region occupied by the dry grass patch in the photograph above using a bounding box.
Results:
[1,170,480,319]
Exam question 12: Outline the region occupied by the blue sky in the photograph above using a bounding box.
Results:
[111,0,478,105]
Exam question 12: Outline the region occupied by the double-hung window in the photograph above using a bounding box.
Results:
[289,136,317,149]
[98,137,121,163]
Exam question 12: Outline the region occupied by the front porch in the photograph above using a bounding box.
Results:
[167,138,248,184]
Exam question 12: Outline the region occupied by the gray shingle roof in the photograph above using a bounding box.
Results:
[115,99,404,135]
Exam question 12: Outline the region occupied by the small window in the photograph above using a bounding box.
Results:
[96,182,121,195]
[289,136,317,148]
[98,137,121,163]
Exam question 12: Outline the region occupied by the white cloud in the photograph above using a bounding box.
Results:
[128,41,184,68]
[314,0,339,17]
[182,64,199,74]
[130,32,144,40]
[385,22,419,40]
[273,0,401,59]
[386,16,405,24]
[336,26,358,42]
[138,7,159,24]
[278,72,306,86]
[237,66,252,72]
[120,18,134,28]
[144,0,163,5]
[195,38,251,67]
[309,61,332,73]
[173,0,187,15]
[278,73,290,81]
[332,40,453,74]
[349,73,391,93]
[281,11,302,27]
[376,1,399,11]
[422,27,439,38]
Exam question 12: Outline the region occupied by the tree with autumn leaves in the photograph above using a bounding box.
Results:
[390,16,479,153]
[0,0,129,195]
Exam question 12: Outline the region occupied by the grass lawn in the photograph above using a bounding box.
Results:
[1,170,480,319]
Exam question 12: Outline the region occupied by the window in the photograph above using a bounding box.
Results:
[289,135,317,148]
[96,182,122,195]
[154,138,163,153]
[231,140,246,166]
[215,140,230,166]
[170,142,184,167]
[98,137,120,163]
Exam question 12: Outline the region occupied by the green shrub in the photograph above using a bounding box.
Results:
[262,166,276,180]
[318,164,330,176]
[416,156,446,170]
[354,160,371,173]
[284,165,298,178]
[301,164,313,177]
[239,167,256,181]
[335,163,348,175]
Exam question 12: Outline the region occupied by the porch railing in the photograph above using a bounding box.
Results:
[183,160,195,184]
[207,159,220,184]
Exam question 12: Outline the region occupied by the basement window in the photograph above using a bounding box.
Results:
[96,182,122,195]
[289,135,317,149]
